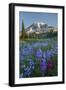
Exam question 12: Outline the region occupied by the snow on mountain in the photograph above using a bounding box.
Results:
[25,22,48,34]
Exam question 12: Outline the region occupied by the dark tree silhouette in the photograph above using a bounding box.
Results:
[21,19,25,39]
[20,19,28,39]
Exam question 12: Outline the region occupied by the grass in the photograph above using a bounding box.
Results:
[20,36,57,43]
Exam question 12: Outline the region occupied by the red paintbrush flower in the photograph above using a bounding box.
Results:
[47,60,54,70]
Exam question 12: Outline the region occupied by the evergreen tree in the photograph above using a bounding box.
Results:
[20,19,28,39]
[21,19,25,39]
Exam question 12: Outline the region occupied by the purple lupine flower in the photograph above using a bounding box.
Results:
[52,44,58,55]
[28,46,34,54]
[36,48,42,58]
[29,59,35,70]
[22,47,29,56]
[43,52,46,59]
[54,45,58,54]
[23,67,31,77]
[40,58,47,71]
[20,53,25,61]
[22,46,34,56]
[46,50,52,59]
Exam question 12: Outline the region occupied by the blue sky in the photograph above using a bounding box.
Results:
[19,12,58,31]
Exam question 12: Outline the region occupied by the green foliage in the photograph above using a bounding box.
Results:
[46,30,57,38]
[31,60,41,77]
[24,31,57,39]
[22,19,25,34]
[20,19,28,39]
